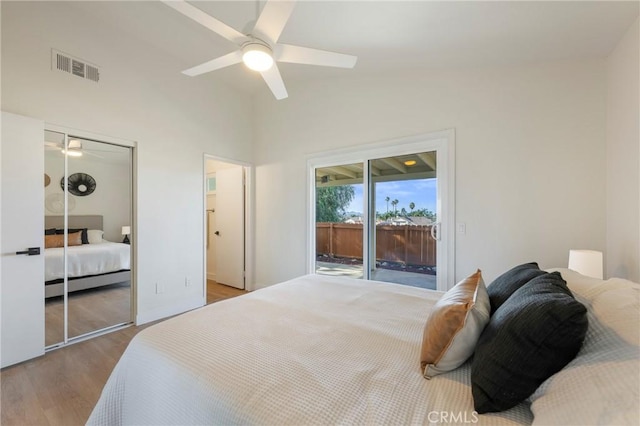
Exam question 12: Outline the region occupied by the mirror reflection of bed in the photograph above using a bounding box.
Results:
[44,215,131,347]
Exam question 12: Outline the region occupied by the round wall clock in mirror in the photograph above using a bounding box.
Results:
[60,173,97,196]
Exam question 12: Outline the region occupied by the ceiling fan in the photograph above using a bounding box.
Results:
[45,140,104,158]
[162,0,357,100]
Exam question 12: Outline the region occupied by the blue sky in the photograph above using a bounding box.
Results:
[346,179,437,214]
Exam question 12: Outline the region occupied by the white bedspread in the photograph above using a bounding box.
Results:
[45,242,130,281]
[88,275,532,425]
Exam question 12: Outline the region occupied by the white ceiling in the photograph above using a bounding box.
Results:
[69,1,639,95]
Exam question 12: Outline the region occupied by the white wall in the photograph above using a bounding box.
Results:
[45,152,131,242]
[253,60,607,287]
[1,2,253,323]
[606,18,640,282]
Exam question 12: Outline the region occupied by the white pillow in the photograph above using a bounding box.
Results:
[531,269,640,425]
[420,270,491,378]
[87,229,104,244]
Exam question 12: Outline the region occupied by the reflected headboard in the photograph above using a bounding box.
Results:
[45,215,103,230]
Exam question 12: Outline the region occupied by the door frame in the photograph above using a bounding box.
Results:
[202,154,254,294]
[306,129,455,291]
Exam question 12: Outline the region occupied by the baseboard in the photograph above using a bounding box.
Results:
[207,272,216,281]
[136,295,205,325]
[250,282,271,292]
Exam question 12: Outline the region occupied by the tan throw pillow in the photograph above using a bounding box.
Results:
[44,231,83,248]
[420,269,490,378]
[67,231,83,246]
[45,234,64,248]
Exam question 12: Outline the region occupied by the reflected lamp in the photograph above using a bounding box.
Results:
[122,226,131,245]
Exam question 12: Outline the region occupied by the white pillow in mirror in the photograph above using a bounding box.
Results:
[87,229,104,244]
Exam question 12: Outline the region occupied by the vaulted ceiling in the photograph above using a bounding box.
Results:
[68,0,639,96]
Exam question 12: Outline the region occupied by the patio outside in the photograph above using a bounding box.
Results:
[316,260,437,290]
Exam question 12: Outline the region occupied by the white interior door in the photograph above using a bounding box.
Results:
[1,111,45,368]
[206,192,217,280]
[215,166,245,289]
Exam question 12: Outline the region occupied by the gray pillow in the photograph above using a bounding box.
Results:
[486,262,546,314]
[471,272,588,413]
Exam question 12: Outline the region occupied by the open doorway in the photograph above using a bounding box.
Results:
[204,156,251,303]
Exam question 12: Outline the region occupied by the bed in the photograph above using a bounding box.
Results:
[88,269,639,425]
[44,215,131,298]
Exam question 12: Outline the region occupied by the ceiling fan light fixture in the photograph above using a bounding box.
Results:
[61,139,83,157]
[242,43,274,72]
[404,160,417,166]
[164,0,357,100]
[68,139,82,149]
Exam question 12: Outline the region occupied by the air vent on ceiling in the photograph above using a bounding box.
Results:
[51,49,100,83]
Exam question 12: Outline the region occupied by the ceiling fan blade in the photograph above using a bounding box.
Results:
[277,44,357,68]
[182,51,243,76]
[84,151,105,159]
[260,63,288,100]
[162,1,247,45]
[252,0,296,44]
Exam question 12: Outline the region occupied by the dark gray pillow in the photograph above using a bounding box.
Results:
[486,262,546,314]
[471,272,588,414]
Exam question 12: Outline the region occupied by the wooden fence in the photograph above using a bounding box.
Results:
[316,222,436,266]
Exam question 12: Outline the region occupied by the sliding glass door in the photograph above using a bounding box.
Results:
[368,152,438,289]
[314,162,364,278]
[309,131,454,291]
[44,128,133,348]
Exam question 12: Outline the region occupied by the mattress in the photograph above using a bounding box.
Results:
[88,274,533,425]
[44,242,130,282]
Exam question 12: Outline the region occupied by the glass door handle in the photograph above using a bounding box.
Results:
[430,223,441,241]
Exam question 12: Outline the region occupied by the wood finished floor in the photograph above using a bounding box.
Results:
[1,280,247,426]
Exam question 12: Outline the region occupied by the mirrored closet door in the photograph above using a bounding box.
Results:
[44,129,133,348]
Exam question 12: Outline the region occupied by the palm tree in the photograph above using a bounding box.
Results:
[409,202,415,212]
[385,196,390,213]
[391,199,399,214]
